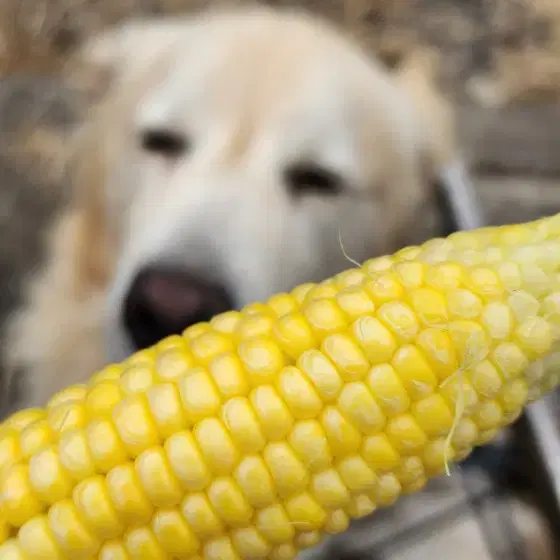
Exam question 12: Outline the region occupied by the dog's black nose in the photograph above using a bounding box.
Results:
[122,267,234,350]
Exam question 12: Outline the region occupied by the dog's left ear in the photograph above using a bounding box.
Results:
[394,47,458,179]
[65,18,189,105]
[395,47,483,230]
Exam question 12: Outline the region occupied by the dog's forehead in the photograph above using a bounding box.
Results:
[136,15,373,131]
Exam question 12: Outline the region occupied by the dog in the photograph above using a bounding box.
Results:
[4,6,457,411]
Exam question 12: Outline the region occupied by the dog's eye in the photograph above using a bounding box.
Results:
[141,129,189,158]
[284,163,342,196]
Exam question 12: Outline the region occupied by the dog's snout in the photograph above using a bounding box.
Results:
[122,267,234,350]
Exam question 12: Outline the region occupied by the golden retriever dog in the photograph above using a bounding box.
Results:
[4,7,457,410]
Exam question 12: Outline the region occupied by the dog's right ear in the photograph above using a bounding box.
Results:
[65,18,187,105]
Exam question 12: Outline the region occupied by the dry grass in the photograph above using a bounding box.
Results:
[468,0,560,106]
[4,0,560,106]
[0,0,421,75]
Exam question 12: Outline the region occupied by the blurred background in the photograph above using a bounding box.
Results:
[0,0,559,559]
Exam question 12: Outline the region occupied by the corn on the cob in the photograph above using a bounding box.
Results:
[1,214,560,560]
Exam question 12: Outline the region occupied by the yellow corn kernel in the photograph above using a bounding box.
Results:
[409,288,449,326]
[446,288,483,319]
[86,419,128,473]
[210,311,242,335]
[189,331,234,364]
[48,500,100,558]
[29,446,74,504]
[18,515,63,558]
[469,360,503,399]
[105,463,153,526]
[267,293,299,317]
[204,536,240,560]
[310,469,350,509]
[391,345,438,400]
[302,298,348,338]
[416,328,458,381]
[46,386,87,410]
[425,262,464,289]
[374,473,402,507]
[207,478,253,527]
[146,383,188,439]
[346,494,376,519]
[335,287,375,320]
[334,268,367,288]
[152,508,200,557]
[235,313,275,340]
[291,283,314,303]
[366,364,411,416]
[250,386,293,441]
[324,509,350,535]
[113,395,161,457]
[276,367,323,420]
[232,527,271,559]
[423,438,455,475]
[164,431,211,492]
[263,443,309,498]
[491,342,529,380]
[179,367,222,423]
[238,339,285,386]
[273,313,317,359]
[297,350,343,402]
[361,433,401,473]
[320,407,362,458]
[411,394,454,437]
[86,383,123,418]
[154,347,195,382]
[98,540,130,559]
[49,402,88,434]
[234,456,276,508]
[394,245,424,263]
[0,465,44,527]
[73,476,123,540]
[352,316,398,365]
[89,365,123,387]
[321,333,370,381]
[119,364,155,396]
[295,531,321,549]
[208,353,249,399]
[255,505,294,545]
[0,429,21,476]
[19,420,55,459]
[222,398,266,454]
[377,301,419,342]
[181,494,224,540]
[364,272,404,304]
[135,448,183,508]
[284,492,326,531]
[337,382,386,434]
[1,212,560,560]
[466,267,504,300]
[394,261,425,289]
[363,255,393,274]
[336,455,376,493]
[124,526,166,559]
[288,421,332,472]
[303,283,339,303]
[386,414,428,455]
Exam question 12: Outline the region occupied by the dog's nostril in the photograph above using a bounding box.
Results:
[122,267,234,350]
